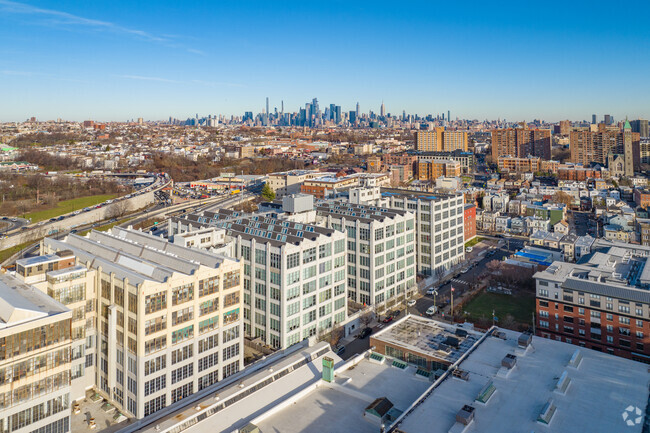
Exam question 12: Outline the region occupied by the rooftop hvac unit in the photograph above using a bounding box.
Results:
[452,369,469,381]
[455,405,475,426]
[493,331,507,340]
[455,328,468,338]
[501,354,517,370]
[445,336,460,348]
[518,332,532,348]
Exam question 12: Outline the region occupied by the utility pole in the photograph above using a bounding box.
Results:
[450,286,454,323]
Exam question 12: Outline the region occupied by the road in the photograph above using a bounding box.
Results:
[408,245,510,319]
[0,217,29,233]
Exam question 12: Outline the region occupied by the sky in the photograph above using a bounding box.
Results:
[1,0,650,123]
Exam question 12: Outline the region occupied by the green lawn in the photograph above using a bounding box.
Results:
[463,291,535,325]
[0,241,34,264]
[24,194,117,222]
[464,237,484,248]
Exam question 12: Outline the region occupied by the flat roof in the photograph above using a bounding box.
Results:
[371,316,483,364]
[0,273,69,327]
[393,328,650,433]
[255,358,431,433]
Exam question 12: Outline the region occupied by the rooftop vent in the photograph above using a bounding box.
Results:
[444,336,460,348]
[518,332,532,348]
[455,328,468,338]
[492,331,507,340]
[501,354,517,370]
[455,405,475,426]
[452,369,469,381]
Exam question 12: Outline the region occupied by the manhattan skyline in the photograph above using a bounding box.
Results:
[1,0,650,122]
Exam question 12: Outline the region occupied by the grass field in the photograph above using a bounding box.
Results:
[0,241,33,264]
[24,194,117,222]
[464,237,484,248]
[462,291,535,325]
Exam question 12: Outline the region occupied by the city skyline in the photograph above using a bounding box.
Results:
[2,0,650,122]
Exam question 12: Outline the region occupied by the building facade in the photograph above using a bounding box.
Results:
[0,275,72,433]
[382,190,465,276]
[491,127,551,160]
[42,228,244,419]
[169,208,348,350]
[534,241,650,363]
[315,201,417,308]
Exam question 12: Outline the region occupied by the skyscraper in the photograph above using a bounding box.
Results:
[630,119,649,137]
[356,102,360,118]
[604,114,613,125]
[448,110,451,123]
[266,97,269,116]
[491,126,552,160]
[380,101,385,117]
[592,114,597,124]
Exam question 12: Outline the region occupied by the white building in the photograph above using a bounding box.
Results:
[0,274,72,433]
[42,228,244,419]
[169,207,348,349]
[315,201,417,308]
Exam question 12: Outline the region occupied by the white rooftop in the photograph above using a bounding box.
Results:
[0,273,69,327]
[393,328,650,433]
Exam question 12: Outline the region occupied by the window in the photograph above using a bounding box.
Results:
[171,344,193,364]
[171,325,194,345]
[223,343,240,361]
[171,363,194,384]
[287,252,300,268]
[172,284,194,306]
[144,375,166,396]
[199,276,219,297]
[143,395,166,417]
[145,291,166,314]
[303,247,316,264]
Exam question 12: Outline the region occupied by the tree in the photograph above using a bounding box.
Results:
[360,311,373,328]
[552,191,573,207]
[107,200,130,219]
[329,325,344,348]
[260,183,276,201]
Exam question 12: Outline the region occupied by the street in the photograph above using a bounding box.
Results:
[408,244,509,318]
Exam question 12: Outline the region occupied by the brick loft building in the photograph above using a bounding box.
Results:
[533,240,650,364]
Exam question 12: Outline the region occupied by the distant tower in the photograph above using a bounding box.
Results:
[448,110,451,122]
[356,102,360,118]
[281,100,284,114]
[592,114,597,124]
[623,119,636,176]
[380,101,385,117]
[266,97,269,116]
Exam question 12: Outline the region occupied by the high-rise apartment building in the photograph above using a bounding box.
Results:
[534,240,650,363]
[0,275,72,433]
[415,129,468,152]
[315,201,417,308]
[490,127,551,160]
[381,190,465,276]
[592,114,597,124]
[169,205,348,350]
[42,228,244,419]
[570,127,640,170]
[604,114,613,125]
[415,128,444,152]
[630,119,649,138]
[417,159,462,180]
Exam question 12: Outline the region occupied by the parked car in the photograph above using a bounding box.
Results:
[382,316,393,324]
[461,267,470,273]
[426,306,438,316]
[407,299,416,307]
[426,287,438,295]
[335,345,346,355]
[357,327,373,339]
[466,246,473,253]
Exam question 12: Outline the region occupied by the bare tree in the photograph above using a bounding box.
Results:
[329,325,344,348]
[107,200,130,219]
[360,311,373,328]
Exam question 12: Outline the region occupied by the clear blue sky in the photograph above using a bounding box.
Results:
[1,0,649,122]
